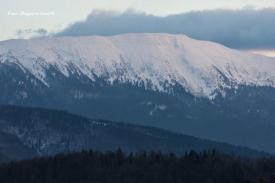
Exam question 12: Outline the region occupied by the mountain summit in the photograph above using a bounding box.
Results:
[1,33,275,99]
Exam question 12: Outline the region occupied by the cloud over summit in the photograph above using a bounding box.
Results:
[56,8,275,49]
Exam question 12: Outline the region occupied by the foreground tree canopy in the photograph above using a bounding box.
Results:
[0,149,275,183]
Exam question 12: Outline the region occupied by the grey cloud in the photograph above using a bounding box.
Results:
[16,28,48,38]
[56,8,275,49]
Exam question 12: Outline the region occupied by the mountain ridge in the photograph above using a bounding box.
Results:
[1,33,275,154]
[1,33,275,99]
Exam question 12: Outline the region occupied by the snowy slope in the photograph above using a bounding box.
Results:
[0,33,275,99]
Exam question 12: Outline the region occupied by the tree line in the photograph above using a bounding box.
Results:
[0,149,275,183]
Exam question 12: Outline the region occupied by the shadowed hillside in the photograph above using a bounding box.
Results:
[0,105,268,162]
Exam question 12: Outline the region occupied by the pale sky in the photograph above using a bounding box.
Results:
[1,0,275,41]
[1,0,275,58]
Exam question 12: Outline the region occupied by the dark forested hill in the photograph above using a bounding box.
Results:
[0,154,8,163]
[0,150,275,183]
[0,105,268,163]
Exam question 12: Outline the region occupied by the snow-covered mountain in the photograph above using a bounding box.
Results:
[1,33,275,154]
[1,33,275,99]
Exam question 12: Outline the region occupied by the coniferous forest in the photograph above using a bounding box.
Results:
[0,149,275,183]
